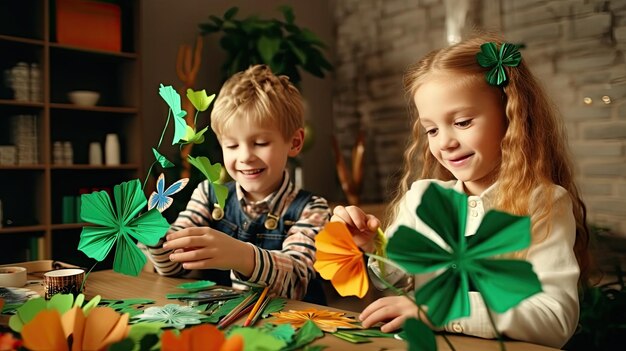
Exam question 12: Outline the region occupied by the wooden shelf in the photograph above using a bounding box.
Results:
[0,0,142,265]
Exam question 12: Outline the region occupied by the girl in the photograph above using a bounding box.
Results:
[332,33,589,348]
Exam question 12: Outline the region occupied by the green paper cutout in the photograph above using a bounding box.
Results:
[8,293,100,332]
[128,323,165,350]
[187,155,228,209]
[186,89,215,112]
[476,42,521,86]
[100,298,155,312]
[152,148,174,169]
[158,84,188,145]
[261,298,286,318]
[79,179,170,276]
[404,318,436,351]
[131,304,204,329]
[176,280,216,292]
[386,183,542,327]
[229,327,288,351]
[282,320,324,351]
[181,125,209,145]
[331,331,371,343]
[262,323,296,342]
[205,292,252,324]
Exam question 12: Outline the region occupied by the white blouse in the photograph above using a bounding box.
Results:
[369,179,580,348]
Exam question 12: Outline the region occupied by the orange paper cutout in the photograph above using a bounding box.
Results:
[270,308,359,333]
[161,324,243,351]
[313,222,369,298]
[21,306,129,351]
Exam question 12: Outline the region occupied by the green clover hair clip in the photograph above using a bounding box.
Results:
[386,183,542,327]
[476,42,521,87]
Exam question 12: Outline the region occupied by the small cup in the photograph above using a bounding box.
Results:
[0,266,27,287]
[43,268,85,299]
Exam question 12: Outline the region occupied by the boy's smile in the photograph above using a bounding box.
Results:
[415,73,507,195]
[220,122,303,202]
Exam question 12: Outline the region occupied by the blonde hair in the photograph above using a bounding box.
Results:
[211,64,304,141]
[388,33,590,282]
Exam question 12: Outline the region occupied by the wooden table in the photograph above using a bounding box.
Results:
[3,268,558,351]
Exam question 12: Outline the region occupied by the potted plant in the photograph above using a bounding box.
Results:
[198,6,333,87]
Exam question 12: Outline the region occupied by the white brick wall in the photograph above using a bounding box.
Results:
[333,0,626,235]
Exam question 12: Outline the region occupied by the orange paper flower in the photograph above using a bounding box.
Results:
[313,222,369,298]
[0,332,22,351]
[20,306,129,351]
[270,308,358,333]
[161,324,243,351]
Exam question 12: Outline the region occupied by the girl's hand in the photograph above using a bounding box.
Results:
[359,296,426,333]
[163,227,255,276]
[331,205,380,253]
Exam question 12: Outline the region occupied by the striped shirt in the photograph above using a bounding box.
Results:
[146,171,330,299]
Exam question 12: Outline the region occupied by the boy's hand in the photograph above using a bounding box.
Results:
[163,227,255,277]
[331,205,380,253]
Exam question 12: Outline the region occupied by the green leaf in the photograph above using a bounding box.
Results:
[261,298,286,318]
[224,6,239,20]
[279,5,295,24]
[229,327,287,351]
[205,293,251,323]
[258,35,282,65]
[176,280,216,292]
[404,318,437,351]
[158,84,187,145]
[152,148,174,169]
[186,89,215,112]
[283,320,324,351]
[331,331,371,343]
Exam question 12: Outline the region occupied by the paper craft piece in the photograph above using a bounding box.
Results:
[148,173,189,212]
[403,318,436,351]
[182,125,209,145]
[158,84,188,145]
[9,293,101,333]
[132,304,204,329]
[261,297,286,318]
[176,280,217,292]
[152,148,175,168]
[187,155,228,209]
[476,42,521,86]
[20,306,129,351]
[161,324,243,351]
[0,331,21,350]
[386,183,542,327]
[228,327,286,351]
[0,287,39,313]
[281,320,324,350]
[186,89,215,112]
[79,179,170,276]
[270,308,358,333]
[313,222,369,298]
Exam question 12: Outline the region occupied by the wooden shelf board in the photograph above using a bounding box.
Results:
[49,42,137,59]
[49,103,138,113]
[0,225,46,234]
[0,34,44,46]
[50,164,139,170]
[0,165,45,170]
[0,99,45,108]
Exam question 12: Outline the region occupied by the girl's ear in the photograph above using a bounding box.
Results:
[288,128,305,157]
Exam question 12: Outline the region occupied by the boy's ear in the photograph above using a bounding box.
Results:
[288,128,305,157]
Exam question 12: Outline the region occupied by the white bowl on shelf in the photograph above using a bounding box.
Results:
[68,90,100,107]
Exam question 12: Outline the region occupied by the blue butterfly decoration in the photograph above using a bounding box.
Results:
[148,173,189,212]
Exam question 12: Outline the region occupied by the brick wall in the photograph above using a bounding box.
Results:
[333,0,626,235]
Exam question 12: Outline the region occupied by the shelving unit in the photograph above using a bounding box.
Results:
[0,0,142,266]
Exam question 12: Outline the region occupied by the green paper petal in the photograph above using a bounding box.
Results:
[159,84,188,145]
[114,233,148,276]
[470,259,542,313]
[188,155,222,181]
[47,294,74,314]
[213,183,228,210]
[476,42,499,68]
[414,269,470,326]
[181,125,208,145]
[386,225,452,274]
[229,327,288,351]
[499,43,522,67]
[404,318,437,351]
[127,208,170,246]
[78,226,118,261]
[176,280,216,291]
[467,210,531,259]
[80,190,116,226]
[416,184,467,252]
[114,180,146,225]
[186,89,215,112]
[152,148,174,168]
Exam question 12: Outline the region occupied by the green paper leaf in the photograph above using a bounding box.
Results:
[229,327,288,351]
[79,179,170,276]
[266,323,296,342]
[186,89,215,112]
[158,84,188,144]
[205,293,251,323]
[187,155,228,209]
[152,148,174,168]
[261,297,286,318]
[404,318,436,351]
[181,125,208,145]
[283,320,324,351]
[386,183,541,327]
[176,280,216,292]
[476,42,521,86]
[331,331,371,343]
[100,298,155,311]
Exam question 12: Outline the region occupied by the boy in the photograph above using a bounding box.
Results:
[147,65,331,302]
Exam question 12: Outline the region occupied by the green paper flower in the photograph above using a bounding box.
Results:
[79,179,170,276]
[181,125,209,145]
[476,42,521,86]
[132,304,204,329]
[386,183,541,327]
[158,84,188,145]
[186,88,215,112]
[187,155,229,209]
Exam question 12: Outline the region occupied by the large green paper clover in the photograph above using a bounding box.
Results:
[476,42,521,86]
[386,183,541,327]
[79,179,170,276]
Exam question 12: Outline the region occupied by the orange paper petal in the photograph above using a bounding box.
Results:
[220,334,244,351]
[162,324,228,351]
[21,310,69,351]
[270,308,358,333]
[61,306,85,351]
[82,307,128,350]
[314,222,369,298]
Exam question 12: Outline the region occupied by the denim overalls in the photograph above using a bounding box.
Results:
[202,181,326,305]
